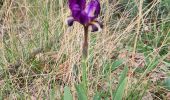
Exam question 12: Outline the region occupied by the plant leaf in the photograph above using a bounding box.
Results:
[113,66,128,100]
[119,66,128,84]
[112,59,124,71]
[75,84,88,100]
[113,78,127,100]
[93,92,101,100]
[64,86,73,100]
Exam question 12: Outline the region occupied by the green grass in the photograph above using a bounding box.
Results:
[0,0,170,99]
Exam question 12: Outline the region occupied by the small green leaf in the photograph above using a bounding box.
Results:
[119,66,128,84]
[113,66,128,100]
[50,87,56,100]
[146,60,159,72]
[104,97,110,100]
[64,86,73,100]
[163,78,170,90]
[75,84,88,100]
[93,92,101,100]
[112,59,124,71]
[113,78,127,100]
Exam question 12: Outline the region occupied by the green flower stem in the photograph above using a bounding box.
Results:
[82,25,88,94]
[83,26,88,59]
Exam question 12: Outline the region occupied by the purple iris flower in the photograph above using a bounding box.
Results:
[67,0,102,32]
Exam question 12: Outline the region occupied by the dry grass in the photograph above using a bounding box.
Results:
[0,0,170,99]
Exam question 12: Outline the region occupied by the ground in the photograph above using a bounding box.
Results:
[0,0,170,100]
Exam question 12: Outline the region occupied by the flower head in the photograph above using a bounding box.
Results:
[67,0,102,32]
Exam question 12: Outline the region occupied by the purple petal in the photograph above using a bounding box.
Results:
[78,11,90,25]
[85,0,100,20]
[89,21,103,32]
[68,0,86,23]
[66,16,75,26]
[75,0,101,25]
[69,0,86,11]
[68,0,101,26]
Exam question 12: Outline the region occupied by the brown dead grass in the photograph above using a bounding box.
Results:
[0,0,169,99]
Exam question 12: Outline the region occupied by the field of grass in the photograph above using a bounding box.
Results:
[0,0,170,99]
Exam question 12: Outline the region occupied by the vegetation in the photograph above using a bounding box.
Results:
[0,0,170,99]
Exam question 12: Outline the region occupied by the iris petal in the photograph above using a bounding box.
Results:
[69,0,87,24]
[68,0,101,26]
[66,16,75,26]
[69,0,86,11]
[85,0,100,20]
[89,21,103,32]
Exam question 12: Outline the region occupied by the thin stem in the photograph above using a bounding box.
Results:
[83,26,88,59]
[82,25,88,95]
